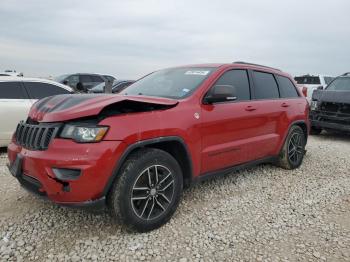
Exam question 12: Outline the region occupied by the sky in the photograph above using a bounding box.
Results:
[0,0,349,79]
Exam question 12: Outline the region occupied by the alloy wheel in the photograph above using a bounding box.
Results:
[131,165,175,220]
[288,132,304,165]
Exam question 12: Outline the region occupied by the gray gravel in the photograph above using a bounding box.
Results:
[0,133,350,261]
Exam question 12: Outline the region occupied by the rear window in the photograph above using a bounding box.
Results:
[277,76,299,98]
[24,82,71,99]
[294,76,321,85]
[0,82,27,99]
[252,71,279,99]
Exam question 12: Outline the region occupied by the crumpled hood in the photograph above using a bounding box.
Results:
[312,90,350,104]
[29,94,178,122]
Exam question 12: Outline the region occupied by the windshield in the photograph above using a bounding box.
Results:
[54,74,69,83]
[326,77,350,91]
[294,76,321,85]
[121,67,216,99]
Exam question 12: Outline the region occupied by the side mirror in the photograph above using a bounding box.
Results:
[63,80,68,85]
[317,85,323,90]
[204,85,237,104]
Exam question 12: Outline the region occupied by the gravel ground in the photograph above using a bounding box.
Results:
[0,133,349,262]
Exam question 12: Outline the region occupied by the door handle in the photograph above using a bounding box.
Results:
[245,106,257,112]
[281,103,290,108]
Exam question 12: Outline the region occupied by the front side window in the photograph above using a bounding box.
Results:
[277,75,299,98]
[0,82,27,99]
[91,75,104,82]
[24,82,71,99]
[326,77,350,91]
[121,67,216,99]
[253,71,279,99]
[209,70,250,101]
[80,75,93,83]
[66,75,79,86]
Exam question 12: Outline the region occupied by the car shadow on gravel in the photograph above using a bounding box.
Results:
[314,131,350,143]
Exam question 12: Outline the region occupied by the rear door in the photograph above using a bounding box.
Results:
[0,81,32,145]
[247,70,285,158]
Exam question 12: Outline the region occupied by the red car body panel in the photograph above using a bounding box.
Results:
[7,63,310,205]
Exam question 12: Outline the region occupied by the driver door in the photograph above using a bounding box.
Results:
[200,69,262,174]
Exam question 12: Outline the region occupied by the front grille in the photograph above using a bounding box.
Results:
[319,102,350,114]
[15,121,61,150]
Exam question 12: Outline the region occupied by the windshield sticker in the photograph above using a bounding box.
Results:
[182,88,190,93]
[185,70,210,76]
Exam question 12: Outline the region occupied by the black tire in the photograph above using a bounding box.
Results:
[277,125,306,170]
[310,127,322,135]
[107,148,183,232]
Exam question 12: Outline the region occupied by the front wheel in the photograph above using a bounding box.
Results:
[277,125,306,170]
[107,148,183,232]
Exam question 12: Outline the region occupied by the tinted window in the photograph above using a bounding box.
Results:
[24,82,71,99]
[91,75,103,82]
[0,82,27,99]
[211,70,250,101]
[294,76,321,85]
[253,71,279,99]
[277,76,299,98]
[80,75,93,82]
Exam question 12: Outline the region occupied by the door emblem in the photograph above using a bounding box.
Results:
[194,112,200,119]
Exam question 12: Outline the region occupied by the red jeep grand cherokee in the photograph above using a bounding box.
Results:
[7,62,309,232]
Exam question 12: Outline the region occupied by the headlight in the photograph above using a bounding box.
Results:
[310,100,318,110]
[60,124,109,143]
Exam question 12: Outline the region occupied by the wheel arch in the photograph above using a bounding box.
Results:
[102,136,194,197]
[279,120,309,154]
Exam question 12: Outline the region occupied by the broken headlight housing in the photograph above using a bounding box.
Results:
[60,124,109,143]
[310,100,319,110]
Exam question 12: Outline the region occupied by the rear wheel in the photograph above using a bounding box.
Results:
[277,125,306,170]
[310,127,322,135]
[107,148,183,232]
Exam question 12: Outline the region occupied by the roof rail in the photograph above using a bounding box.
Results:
[232,61,282,72]
[341,72,350,76]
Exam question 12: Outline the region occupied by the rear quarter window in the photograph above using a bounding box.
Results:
[252,71,279,99]
[277,76,299,98]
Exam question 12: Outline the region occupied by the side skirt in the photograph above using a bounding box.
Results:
[194,156,278,184]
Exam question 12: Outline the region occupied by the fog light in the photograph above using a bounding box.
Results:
[52,168,81,181]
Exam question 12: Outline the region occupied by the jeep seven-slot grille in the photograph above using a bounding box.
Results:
[15,121,61,151]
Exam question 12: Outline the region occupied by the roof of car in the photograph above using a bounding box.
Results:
[0,76,73,92]
[176,62,287,75]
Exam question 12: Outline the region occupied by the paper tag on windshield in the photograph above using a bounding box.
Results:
[185,70,210,76]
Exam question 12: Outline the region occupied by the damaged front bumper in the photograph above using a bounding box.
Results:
[7,138,127,209]
[310,109,350,132]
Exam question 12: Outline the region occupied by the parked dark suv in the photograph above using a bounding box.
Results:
[310,72,350,134]
[55,73,115,92]
[7,62,309,232]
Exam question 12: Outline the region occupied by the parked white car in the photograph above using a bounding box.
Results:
[0,70,23,77]
[294,74,333,101]
[0,77,73,147]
